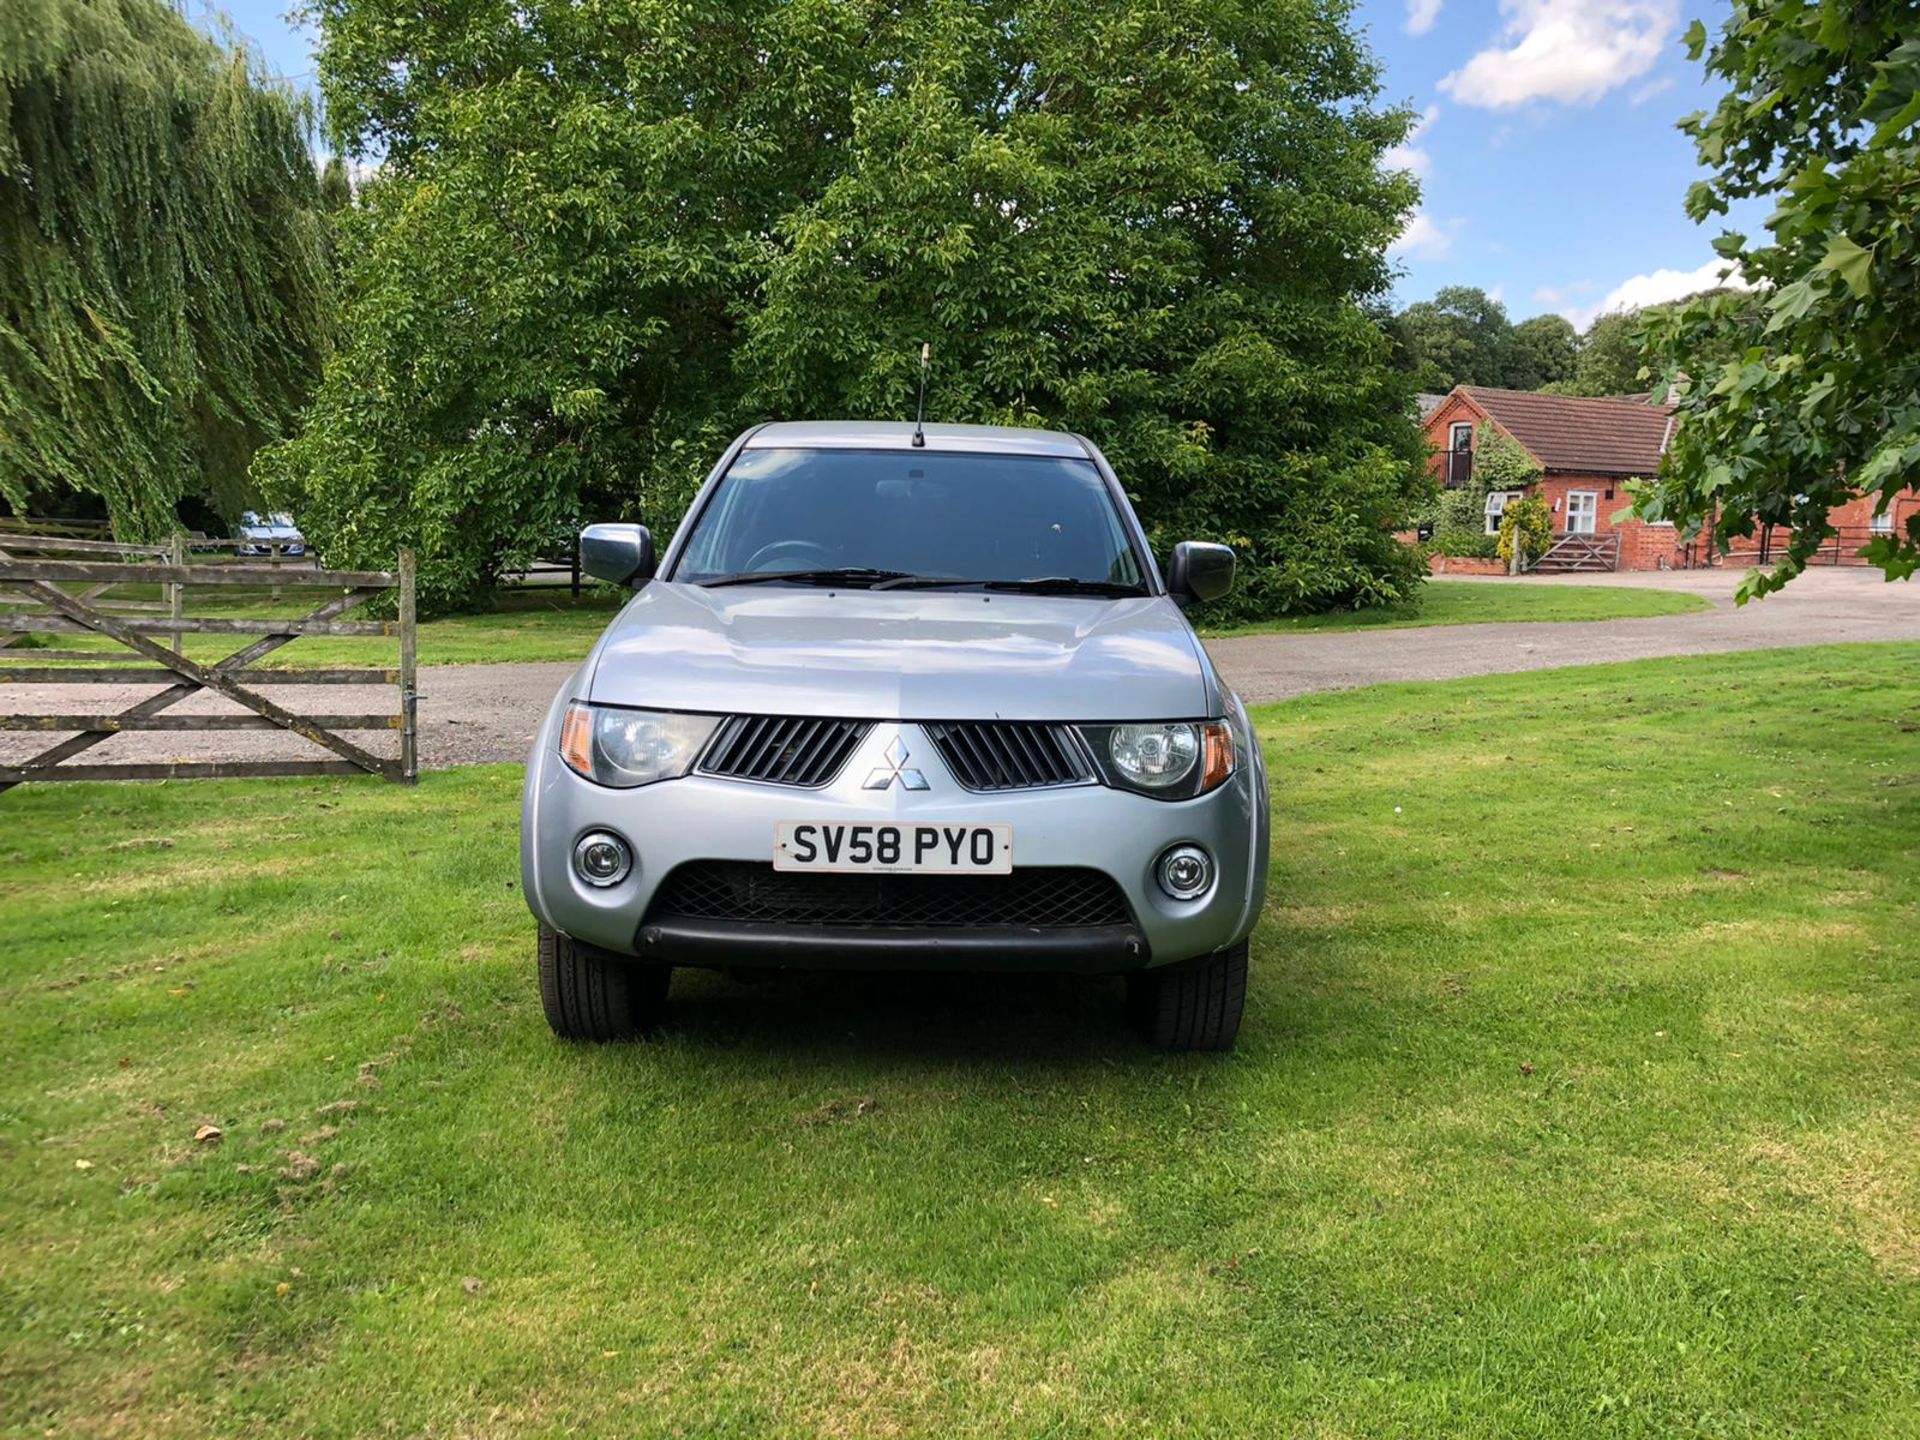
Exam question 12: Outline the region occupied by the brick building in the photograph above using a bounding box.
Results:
[1420,385,1919,572]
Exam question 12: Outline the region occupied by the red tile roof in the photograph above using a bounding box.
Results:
[1459,386,1675,476]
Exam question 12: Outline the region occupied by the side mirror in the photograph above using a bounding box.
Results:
[1166,541,1236,606]
[579,523,655,587]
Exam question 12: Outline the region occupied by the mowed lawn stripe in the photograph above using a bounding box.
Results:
[4,577,1712,669]
[1,642,1915,1436]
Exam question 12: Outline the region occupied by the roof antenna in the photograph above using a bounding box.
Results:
[911,341,930,448]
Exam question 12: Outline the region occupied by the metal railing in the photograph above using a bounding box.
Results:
[1720,525,1888,566]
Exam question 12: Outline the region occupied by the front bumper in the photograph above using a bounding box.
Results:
[634,918,1146,973]
[521,699,1269,973]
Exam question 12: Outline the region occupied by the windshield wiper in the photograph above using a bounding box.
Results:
[694,567,914,589]
[872,574,1146,597]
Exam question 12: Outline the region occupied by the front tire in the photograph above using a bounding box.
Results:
[537,924,670,1040]
[1126,939,1248,1052]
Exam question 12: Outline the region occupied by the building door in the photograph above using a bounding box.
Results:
[1446,422,1474,489]
[1566,491,1597,535]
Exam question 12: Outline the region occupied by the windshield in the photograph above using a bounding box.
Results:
[671,448,1146,590]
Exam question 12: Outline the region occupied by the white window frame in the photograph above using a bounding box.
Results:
[1449,421,1474,452]
[1484,490,1520,536]
[1870,509,1893,534]
[1565,491,1598,535]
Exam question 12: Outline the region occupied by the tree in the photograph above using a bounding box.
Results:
[1539,310,1646,397]
[1640,6,1920,595]
[0,0,334,536]
[1391,289,1573,391]
[1508,313,1578,391]
[1393,286,1515,392]
[268,0,1429,615]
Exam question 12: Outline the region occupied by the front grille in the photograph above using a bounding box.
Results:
[699,716,871,788]
[646,862,1131,929]
[923,721,1091,791]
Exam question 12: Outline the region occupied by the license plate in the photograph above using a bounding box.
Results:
[773,821,1013,874]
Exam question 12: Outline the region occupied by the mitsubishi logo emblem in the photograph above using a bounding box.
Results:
[863,735,929,791]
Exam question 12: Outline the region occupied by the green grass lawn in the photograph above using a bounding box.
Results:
[3,586,626,669]
[5,578,1709,672]
[1202,578,1712,636]
[2,644,1915,1437]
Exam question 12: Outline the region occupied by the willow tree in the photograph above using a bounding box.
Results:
[0,0,334,536]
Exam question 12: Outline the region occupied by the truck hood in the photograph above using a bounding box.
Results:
[586,583,1211,720]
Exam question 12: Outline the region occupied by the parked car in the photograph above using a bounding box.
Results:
[235,510,305,557]
[520,422,1269,1050]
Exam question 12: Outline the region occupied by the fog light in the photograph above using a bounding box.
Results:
[573,830,633,888]
[1156,844,1214,900]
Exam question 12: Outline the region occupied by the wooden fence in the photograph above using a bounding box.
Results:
[0,533,416,789]
[0,516,114,542]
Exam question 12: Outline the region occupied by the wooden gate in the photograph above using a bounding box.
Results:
[0,534,416,789]
[1528,532,1621,573]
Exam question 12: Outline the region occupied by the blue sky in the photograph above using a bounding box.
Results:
[197,0,1752,329]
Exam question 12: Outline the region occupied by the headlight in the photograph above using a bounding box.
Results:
[1078,721,1235,799]
[559,702,719,788]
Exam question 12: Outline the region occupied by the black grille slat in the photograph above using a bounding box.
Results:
[776,719,820,785]
[700,715,870,789]
[712,715,767,774]
[798,724,847,787]
[1041,727,1079,775]
[966,725,1006,786]
[986,727,1025,786]
[926,722,1089,791]
[955,723,1002,787]
[1007,724,1053,783]
[825,726,864,784]
[768,717,809,784]
[647,862,1130,930]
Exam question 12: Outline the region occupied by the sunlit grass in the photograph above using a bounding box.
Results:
[2,644,1915,1436]
[2,586,624,668]
[5,579,1714,673]
[1201,578,1711,635]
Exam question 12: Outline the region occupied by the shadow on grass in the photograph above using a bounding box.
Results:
[649,965,1163,1068]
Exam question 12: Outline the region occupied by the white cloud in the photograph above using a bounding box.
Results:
[1630,75,1676,106]
[1381,105,1440,179]
[1559,258,1745,328]
[1438,0,1678,109]
[1532,280,1596,309]
[1392,211,1454,261]
[1406,0,1443,36]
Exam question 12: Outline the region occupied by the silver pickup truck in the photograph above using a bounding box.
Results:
[521,421,1269,1049]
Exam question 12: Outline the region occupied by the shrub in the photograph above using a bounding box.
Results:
[1429,527,1498,559]
[1497,495,1553,568]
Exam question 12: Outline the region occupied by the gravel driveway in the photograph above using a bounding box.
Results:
[6,569,1915,772]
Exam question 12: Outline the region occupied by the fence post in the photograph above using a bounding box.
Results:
[398,548,418,783]
[168,532,185,653]
[570,534,581,599]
